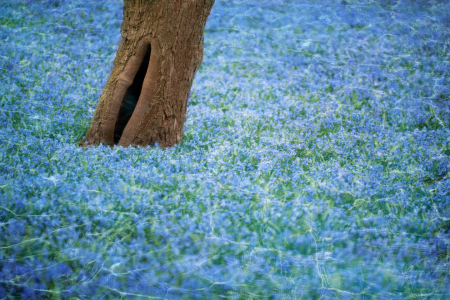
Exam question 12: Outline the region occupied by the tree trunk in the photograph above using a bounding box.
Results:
[79,0,214,148]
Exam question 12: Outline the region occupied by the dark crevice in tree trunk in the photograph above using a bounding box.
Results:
[114,45,151,144]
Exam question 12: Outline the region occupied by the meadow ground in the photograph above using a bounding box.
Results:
[1,0,450,299]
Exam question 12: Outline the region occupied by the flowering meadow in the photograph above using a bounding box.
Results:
[1,0,450,299]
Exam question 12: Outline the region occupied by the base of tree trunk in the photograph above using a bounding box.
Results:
[79,0,214,148]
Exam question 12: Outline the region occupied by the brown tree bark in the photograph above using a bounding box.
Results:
[79,0,214,148]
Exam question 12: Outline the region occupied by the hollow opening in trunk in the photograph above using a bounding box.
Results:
[114,44,151,144]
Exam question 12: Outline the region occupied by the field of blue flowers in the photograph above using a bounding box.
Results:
[1,0,450,299]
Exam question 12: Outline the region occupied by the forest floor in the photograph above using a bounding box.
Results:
[1,0,450,299]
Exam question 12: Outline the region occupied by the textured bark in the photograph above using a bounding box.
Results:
[79,0,214,148]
